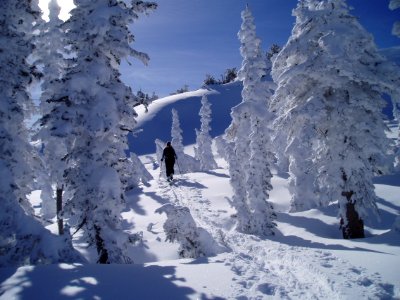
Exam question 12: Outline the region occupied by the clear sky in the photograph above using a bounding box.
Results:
[122,0,399,97]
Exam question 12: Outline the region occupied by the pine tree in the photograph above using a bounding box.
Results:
[171,109,199,173]
[389,0,400,170]
[0,0,81,267]
[50,0,156,263]
[225,6,276,235]
[271,0,400,239]
[195,95,217,170]
[155,138,166,177]
[34,0,68,222]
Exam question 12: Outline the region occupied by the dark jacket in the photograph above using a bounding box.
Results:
[162,146,177,162]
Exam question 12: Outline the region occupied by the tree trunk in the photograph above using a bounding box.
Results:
[94,225,109,264]
[56,188,64,235]
[340,191,365,239]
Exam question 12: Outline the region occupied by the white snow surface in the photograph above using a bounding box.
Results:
[1,89,399,299]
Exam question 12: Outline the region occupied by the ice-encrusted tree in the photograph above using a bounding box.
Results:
[155,138,167,177]
[49,0,156,263]
[225,6,276,235]
[389,0,400,170]
[171,109,199,173]
[0,0,81,267]
[195,95,217,170]
[389,0,400,37]
[171,109,184,156]
[271,0,400,239]
[34,0,67,221]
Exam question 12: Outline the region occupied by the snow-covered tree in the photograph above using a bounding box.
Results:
[34,0,68,221]
[389,0,400,169]
[0,0,81,267]
[194,95,217,170]
[171,109,184,155]
[155,138,167,177]
[224,6,276,235]
[171,109,199,173]
[155,204,219,258]
[271,0,400,239]
[389,0,400,37]
[245,111,276,235]
[48,0,157,263]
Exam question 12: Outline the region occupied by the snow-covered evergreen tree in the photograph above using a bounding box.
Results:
[48,0,156,263]
[0,0,81,267]
[171,109,184,156]
[155,138,167,177]
[194,95,217,170]
[34,0,67,220]
[225,6,276,235]
[389,0,400,169]
[171,109,199,173]
[271,0,399,239]
[390,0,400,37]
[155,204,219,258]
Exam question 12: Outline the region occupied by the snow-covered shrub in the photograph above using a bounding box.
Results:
[155,204,218,258]
[117,153,153,191]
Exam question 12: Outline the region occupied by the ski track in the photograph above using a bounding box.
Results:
[155,175,394,299]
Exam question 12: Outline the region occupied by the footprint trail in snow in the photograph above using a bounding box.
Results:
[156,175,394,299]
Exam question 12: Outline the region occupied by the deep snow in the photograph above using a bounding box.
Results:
[1,86,399,299]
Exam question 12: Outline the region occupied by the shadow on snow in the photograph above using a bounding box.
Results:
[0,264,195,300]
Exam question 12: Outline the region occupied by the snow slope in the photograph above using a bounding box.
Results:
[1,86,399,299]
[129,82,243,155]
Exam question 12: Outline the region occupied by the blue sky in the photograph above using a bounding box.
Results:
[122,0,399,97]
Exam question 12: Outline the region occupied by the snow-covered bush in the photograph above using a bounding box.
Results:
[171,109,200,173]
[155,204,218,258]
[194,95,218,170]
[117,153,153,190]
[271,0,400,238]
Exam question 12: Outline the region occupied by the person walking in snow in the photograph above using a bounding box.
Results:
[161,141,177,181]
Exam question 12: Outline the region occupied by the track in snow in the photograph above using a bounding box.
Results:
[156,174,395,299]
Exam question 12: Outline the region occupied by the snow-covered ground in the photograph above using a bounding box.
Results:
[1,87,399,299]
